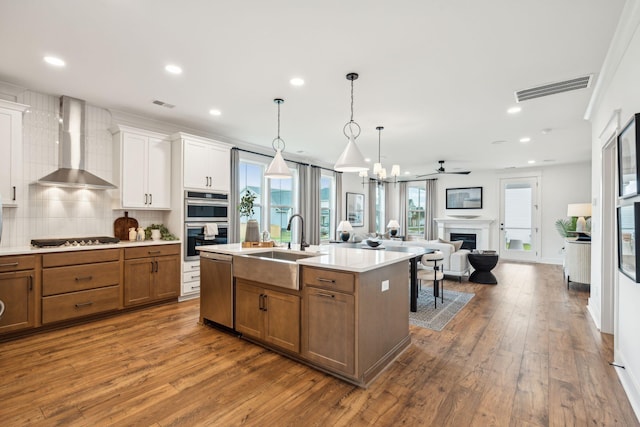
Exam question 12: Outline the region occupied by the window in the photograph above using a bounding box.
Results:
[320,174,335,241]
[239,153,296,244]
[407,184,426,236]
[269,177,295,244]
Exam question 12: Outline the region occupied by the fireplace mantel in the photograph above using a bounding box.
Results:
[434,218,495,250]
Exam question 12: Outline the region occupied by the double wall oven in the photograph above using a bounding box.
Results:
[184,191,229,261]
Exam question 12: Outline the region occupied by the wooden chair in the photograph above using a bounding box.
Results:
[417,251,445,308]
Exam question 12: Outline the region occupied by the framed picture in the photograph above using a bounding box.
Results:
[618,202,640,282]
[618,113,640,198]
[346,192,364,227]
[446,187,483,209]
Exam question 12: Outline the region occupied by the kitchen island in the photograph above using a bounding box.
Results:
[198,243,413,387]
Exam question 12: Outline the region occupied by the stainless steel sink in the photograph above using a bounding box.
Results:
[233,250,316,290]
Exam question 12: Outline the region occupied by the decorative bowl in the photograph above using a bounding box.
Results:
[365,239,381,248]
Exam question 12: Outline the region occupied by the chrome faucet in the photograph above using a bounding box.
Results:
[287,214,309,251]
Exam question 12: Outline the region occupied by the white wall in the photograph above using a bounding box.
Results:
[589,0,640,417]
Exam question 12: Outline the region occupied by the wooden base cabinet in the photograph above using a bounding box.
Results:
[235,280,300,353]
[0,255,36,334]
[124,245,180,306]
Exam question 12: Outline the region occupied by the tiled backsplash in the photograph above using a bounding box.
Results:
[1,90,165,247]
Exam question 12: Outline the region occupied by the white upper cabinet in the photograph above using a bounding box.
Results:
[112,125,171,210]
[0,100,28,207]
[177,134,231,192]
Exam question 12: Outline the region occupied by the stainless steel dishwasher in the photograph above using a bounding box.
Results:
[200,251,234,329]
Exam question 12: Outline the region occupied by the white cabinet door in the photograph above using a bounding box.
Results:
[0,101,27,207]
[183,139,211,190]
[209,145,230,192]
[121,133,148,208]
[146,138,171,209]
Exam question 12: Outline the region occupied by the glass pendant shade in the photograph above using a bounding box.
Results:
[373,162,382,174]
[391,164,401,177]
[334,133,368,172]
[265,149,291,179]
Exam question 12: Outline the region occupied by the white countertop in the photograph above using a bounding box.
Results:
[197,243,415,273]
[0,239,180,257]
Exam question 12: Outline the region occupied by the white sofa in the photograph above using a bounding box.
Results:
[381,238,471,280]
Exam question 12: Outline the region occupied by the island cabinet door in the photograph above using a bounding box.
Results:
[302,287,355,376]
[235,281,263,339]
[263,290,300,353]
[153,255,180,300]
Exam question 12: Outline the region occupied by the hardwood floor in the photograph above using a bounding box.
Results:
[1,262,638,426]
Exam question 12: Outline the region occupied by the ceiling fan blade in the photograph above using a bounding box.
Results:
[445,171,471,175]
[415,172,440,178]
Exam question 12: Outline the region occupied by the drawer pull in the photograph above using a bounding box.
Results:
[0,299,5,319]
[75,301,93,308]
[75,275,93,281]
[317,278,336,283]
[190,265,199,269]
[0,262,19,268]
[191,285,200,290]
[190,275,200,279]
[317,292,335,299]
[148,250,161,255]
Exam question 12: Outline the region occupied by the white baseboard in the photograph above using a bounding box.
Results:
[615,352,640,424]
[539,257,563,265]
[587,298,602,331]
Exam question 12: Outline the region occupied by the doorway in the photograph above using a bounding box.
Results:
[499,176,540,262]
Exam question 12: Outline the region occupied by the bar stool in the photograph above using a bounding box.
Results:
[417,251,445,308]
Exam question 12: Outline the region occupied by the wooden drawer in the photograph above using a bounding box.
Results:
[43,261,120,296]
[42,285,120,324]
[125,244,180,260]
[43,249,120,268]
[302,267,355,294]
[0,255,36,272]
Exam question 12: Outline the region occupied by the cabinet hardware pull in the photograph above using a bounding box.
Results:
[0,299,5,319]
[148,250,161,255]
[29,275,33,291]
[258,294,263,310]
[190,275,200,279]
[192,286,200,290]
[145,193,148,205]
[0,262,19,268]
[190,265,199,269]
[263,294,268,311]
[317,278,336,283]
[317,292,335,298]
[149,194,153,205]
[75,275,93,281]
[150,261,155,272]
[155,261,159,273]
[12,186,16,201]
[75,301,93,308]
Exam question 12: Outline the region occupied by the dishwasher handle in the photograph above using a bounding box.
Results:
[200,252,233,263]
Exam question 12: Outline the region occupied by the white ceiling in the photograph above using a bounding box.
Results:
[0,0,625,177]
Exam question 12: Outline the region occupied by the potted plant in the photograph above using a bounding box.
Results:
[239,189,260,242]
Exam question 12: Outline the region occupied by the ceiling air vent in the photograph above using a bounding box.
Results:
[152,100,175,109]
[515,75,593,102]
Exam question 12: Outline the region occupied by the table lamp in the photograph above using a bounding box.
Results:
[337,220,353,242]
[567,203,592,232]
[387,219,400,237]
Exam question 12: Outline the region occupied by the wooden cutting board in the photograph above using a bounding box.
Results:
[113,211,138,241]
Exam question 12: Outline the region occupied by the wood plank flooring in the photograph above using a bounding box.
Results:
[1,262,638,426]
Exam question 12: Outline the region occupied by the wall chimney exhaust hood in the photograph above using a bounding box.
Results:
[37,96,116,190]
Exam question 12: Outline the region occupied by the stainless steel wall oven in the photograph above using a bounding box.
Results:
[185,222,229,261]
[184,190,229,222]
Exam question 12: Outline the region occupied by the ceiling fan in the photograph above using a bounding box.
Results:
[416,160,471,177]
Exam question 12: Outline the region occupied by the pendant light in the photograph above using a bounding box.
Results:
[373,126,400,183]
[334,73,368,172]
[265,98,292,179]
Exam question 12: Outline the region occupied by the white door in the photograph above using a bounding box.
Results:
[121,132,148,208]
[499,177,539,262]
[183,139,211,190]
[147,138,172,209]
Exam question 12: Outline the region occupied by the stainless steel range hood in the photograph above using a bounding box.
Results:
[37,96,116,189]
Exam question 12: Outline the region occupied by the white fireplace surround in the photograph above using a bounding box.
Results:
[434,218,495,250]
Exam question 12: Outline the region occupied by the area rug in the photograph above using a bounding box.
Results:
[409,288,474,331]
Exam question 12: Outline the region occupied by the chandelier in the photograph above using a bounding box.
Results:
[372,126,400,182]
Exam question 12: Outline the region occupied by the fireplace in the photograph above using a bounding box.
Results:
[450,232,477,250]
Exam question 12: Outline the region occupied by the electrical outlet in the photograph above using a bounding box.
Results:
[381,280,389,292]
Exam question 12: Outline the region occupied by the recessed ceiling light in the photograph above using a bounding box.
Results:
[528,160,536,164]
[520,137,531,143]
[507,106,521,114]
[44,56,65,67]
[404,171,411,175]
[165,64,183,74]
[364,158,371,163]
[290,77,304,86]
[209,109,221,116]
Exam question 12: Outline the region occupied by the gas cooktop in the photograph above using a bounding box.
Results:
[31,236,120,248]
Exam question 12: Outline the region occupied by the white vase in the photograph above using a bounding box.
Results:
[244,219,260,243]
[151,229,161,241]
